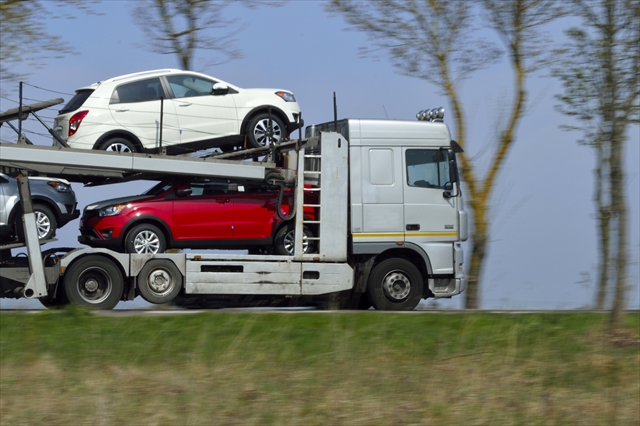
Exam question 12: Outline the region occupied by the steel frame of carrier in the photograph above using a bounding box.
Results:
[0,114,354,308]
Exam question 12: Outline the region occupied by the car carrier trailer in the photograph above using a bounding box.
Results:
[0,102,467,310]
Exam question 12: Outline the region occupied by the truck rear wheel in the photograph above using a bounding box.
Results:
[63,256,124,310]
[137,259,183,304]
[367,258,423,311]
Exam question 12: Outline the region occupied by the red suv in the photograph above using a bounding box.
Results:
[78,178,317,255]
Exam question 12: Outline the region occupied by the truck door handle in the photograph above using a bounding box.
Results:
[406,224,420,231]
[115,109,129,112]
[179,103,192,107]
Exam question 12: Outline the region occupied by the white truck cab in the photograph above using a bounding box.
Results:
[308,114,468,304]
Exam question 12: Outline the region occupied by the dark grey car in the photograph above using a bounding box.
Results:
[0,173,79,242]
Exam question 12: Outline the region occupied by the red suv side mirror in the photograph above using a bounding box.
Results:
[176,185,192,197]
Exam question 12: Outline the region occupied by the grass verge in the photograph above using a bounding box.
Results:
[1,311,638,425]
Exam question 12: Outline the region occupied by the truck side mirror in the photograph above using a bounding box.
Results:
[449,159,459,184]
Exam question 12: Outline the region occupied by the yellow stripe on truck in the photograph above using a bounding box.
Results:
[352,232,458,238]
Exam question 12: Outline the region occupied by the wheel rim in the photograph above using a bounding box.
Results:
[77,267,112,304]
[146,268,174,296]
[283,229,309,255]
[253,118,282,146]
[105,142,133,152]
[35,211,51,239]
[133,230,161,254]
[381,270,412,301]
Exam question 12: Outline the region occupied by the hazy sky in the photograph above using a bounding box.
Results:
[1,1,638,310]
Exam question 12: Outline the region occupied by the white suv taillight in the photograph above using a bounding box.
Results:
[69,110,89,136]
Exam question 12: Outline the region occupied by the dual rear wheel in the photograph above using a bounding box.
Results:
[45,255,183,310]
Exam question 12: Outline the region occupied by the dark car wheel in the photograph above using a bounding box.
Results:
[366,258,423,311]
[125,223,166,254]
[137,259,183,304]
[274,225,315,256]
[101,137,136,153]
[63,256,124,310]
[16,204,57,241]
[246,113,286,148]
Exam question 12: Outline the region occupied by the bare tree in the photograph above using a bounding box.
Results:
[132,0,282,70]
[328,0,563,308]
[0,0,101,84]
[554,0,639,329]
[1,0,64,83]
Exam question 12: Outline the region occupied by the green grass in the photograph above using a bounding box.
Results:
[1,311,638,425]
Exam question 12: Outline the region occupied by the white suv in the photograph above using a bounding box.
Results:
[53,69,303,154]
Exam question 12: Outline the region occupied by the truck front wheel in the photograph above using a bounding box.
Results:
[367,258,423,311]
[63,256,124,310]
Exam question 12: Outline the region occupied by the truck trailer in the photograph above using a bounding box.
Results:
[0,107,467,311]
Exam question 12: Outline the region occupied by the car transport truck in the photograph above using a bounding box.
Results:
[0,101,467,310]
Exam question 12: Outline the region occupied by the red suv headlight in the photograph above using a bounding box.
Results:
[69,110,89,136]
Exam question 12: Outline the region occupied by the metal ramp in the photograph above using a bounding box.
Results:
[0,142,273,183]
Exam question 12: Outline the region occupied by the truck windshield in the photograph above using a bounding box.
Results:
[406,149,451,189]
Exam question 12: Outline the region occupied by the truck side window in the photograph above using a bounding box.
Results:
[406,149,450,189]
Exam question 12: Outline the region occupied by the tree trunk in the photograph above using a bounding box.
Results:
[465,232,488,310]
[595,139,611,310]
[609,124,627,331]
[464,206,488,309]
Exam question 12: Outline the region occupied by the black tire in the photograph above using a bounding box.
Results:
[357,294,372,310]
[63,256,124,310]
[366,258,423,311]
[274,225,315,256]
[137,259,183,304]
[101,137,136,153]
[246,113,286,148]
[125,224,166,254]
[38,292,70,309]
[16,204,57,241]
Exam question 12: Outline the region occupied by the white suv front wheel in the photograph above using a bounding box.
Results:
[247,113,286,148]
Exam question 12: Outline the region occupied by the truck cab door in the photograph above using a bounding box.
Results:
[359,147,405,242]
[402,148,459,244]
